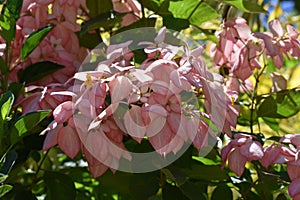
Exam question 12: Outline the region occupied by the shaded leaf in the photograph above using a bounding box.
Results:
[81,11,125,34]
[257,96,278,118]
[163,15,190,31]
[162,183,189,200]
[180,181,206,200]
[18,61,64,84]
[44,171,76,200]
[211,184,233,200]
[21,25,54,60]
[129,172,160,199]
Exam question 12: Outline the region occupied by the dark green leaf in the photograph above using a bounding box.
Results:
[129,172,160,199]
[0,184,13,198]
[18,61,64,84]
[21,25,54,60]
[211,184,233,200]
[10,110,51,145]
[180,181,206,200]
[6,0,23,20]
[224,0,267,13]
[81,11,125,34]
[175,160,227,181]
[0,57,7,74]
[44,171,76,200]
[257,96,278,118]
[276,193,288,200]
[257,89,300,119]
[163,15,190,31]
[169,0,219,26]
[162,183,189,200]
[86,0,113,17]
[8,82,24,101]
[77,31,102,49]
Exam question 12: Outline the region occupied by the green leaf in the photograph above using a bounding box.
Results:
[262,117,279,132]
[163,15,190,31]
[0,91,14,121]
[77,31,102,49]
[86,0,113,17]
[192,156,220,165]
[18,61,64,84]
[129,172,160,199]
[0,173,8,183]
[211,184,233,200]
[224,0,267,13]
[44,171,76,200]
[257,96,278,118]
[21,25,54,60]
[169,0,219,26]
[10,110,50,145]
[5,0,23,20]
[0,184,13,198]
[8,82,24,100]
[257,89,300,119]
[0,5,16,42]
[80,11,125,34]
[180,181,206,200]
[276,193,288,200]
[162,183,189,200]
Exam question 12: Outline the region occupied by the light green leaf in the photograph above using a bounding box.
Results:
[169,0,219,26]
[224,0,267,13]
[0,184,13,198]
[21,25,54,60]
[0,91,14,121]
[10,110,51,145]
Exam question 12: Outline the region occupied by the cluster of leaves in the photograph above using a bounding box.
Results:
[0,0,300,199]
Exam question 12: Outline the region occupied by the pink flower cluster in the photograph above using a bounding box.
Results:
[112,0,141,26]
[6,0,89,113]
[221,133,300,199]
[11,0,88,85]
[41,27,239,177]
[212,17,300,81]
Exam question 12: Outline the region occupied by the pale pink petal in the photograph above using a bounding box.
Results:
[228,148,247,176]
[58,125,80,158]
[239,141,264,160]
[109,76,133,103]
[289,178,300,198]
[124,105,146,141]
[269,19,284,37]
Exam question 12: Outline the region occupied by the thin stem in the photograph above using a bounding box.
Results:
[30,150,50,189]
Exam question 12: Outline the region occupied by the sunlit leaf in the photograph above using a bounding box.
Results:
[224,0,267,13]
[21,25,54,60]
[0,184,13,198]
[169,0,219,26]
[10,110,51,145]
[0,91,14,121]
